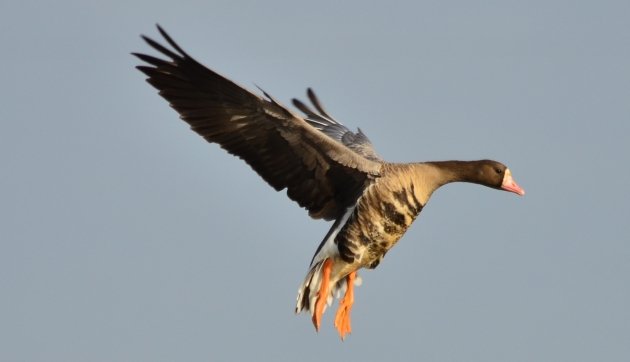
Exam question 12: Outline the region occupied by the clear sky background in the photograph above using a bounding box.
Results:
[2,1,629,361]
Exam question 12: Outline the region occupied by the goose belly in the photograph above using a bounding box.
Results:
[335,185,425,269]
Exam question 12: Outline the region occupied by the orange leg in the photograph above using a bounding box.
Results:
[312,258,333,332]
[334,271,356,340]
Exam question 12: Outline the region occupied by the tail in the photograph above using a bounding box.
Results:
[295,259,362,317]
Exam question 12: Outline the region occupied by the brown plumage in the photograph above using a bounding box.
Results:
[134,25,525,340]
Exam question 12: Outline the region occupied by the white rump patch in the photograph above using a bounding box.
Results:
[310,205,355,268]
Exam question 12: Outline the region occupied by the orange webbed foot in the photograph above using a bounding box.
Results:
[311,258,333,332]
[334,271,356,340]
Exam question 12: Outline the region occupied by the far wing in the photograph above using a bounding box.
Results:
[292,88,382,162]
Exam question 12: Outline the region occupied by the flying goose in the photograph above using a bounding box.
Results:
[134,25,525,340]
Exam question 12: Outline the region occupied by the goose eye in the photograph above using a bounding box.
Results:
[495,168,502,174]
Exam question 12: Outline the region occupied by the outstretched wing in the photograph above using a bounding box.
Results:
[134,25,382,220]
[292,89,382,162]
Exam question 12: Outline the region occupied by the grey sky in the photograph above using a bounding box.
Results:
[2,0,629,361]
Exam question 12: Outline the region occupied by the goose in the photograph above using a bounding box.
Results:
[134,25,525,340]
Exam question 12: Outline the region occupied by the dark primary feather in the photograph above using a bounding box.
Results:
[134,25,383,220]
[292,89,382,162]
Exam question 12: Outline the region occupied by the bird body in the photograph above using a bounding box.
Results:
[294,161,522,335]
[135,25,525,340]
